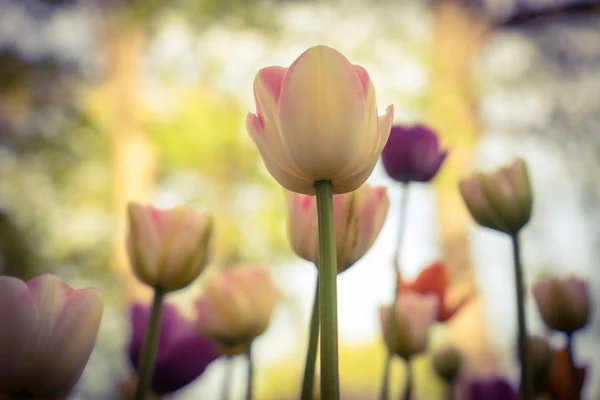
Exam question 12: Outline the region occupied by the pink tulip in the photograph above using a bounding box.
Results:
[286,184,389,273]
[127,203,214,292]
[379,292,438,360]
[532,277,590,334]
[195,265,278,356]
[246,45,394,195]
[0,274,103,399]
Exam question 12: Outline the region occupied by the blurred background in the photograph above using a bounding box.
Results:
[1,0,599,398]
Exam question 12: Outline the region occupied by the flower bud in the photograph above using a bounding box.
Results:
[0,274,104,399]
[128,302,219,395]
[432,347,463,383]
[532,277,590,334]
[194,265,278,356]
[381,124,448,183]
[246,45,394,195]
[127,203,214,293]
[379,292,438,360]
[286,184,389,273]
[459,158,532,234]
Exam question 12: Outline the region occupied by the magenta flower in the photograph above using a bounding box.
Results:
[381,124,448,183]
[128,302,219,395]
[0,274,104,399]
[467,378,518,400]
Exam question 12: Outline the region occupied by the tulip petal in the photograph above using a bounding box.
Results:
[247,113,315,194]
[0,277,39,393]
[127,203,160,284]
[286,191,319,263]
[278,45,368,179]
[350,186,389,264]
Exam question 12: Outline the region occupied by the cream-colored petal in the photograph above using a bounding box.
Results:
[286,191,319,263]
[278,45,368,180]
[349,185,389,264]
[127,203,160,285]
[247,113,316,194]
[0,277,39,393]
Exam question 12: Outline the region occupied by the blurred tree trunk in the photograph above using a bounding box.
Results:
[426,0,497,379]
[102,19,155,303]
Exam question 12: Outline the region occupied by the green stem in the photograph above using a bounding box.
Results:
[134,286,165,400]
[221,356,232,400]
[315,180,339,400]
[380,182,410,400]
[511,233,531,400]
[246,344,254,400]
[301,277,320,400]
[402,359,413,400]
[566,333,581,400]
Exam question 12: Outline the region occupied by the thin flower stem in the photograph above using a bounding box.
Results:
[221,356,232,400]
[134,286,165,400]
[380,182,410,400]
[402,359,413,400]
[315,180,339,400]
[246,344,254,400]
[566,333,581,400]
[300,277,320,400]
[511,233,531,400]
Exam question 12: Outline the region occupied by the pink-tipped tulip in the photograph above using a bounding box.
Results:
[380,292,438,360]
[459,158,532,234]
[286,184,389,273]
[532,277,590,335]
[194,265,278,356]
[127,203,214,293]
[246,45,394,195]
[0,274,104,399]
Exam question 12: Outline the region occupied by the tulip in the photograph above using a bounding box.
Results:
[127,203,214,293]
[0,274,103,399]
[195,265,278,356]
[432,347,463,383]
[543,347,586,400]
[286,184,389,273]
[467,378,518,400]
[246,45,394,195]
[399,261,472,322]
[128,302,219,395]
[526,336,553,393]
[532,277,590,335]
[379,292,438,360]
[459,158,532,235]
[381,124,448,183]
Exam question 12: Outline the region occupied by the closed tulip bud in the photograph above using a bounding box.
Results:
[379,292,438,360]
[532,277,590,334]
[127,203,214,293]
[0,274,104,399]
[286,184,389,273]
[459,158,533,234]
[381,124,448,183]
[432,347,463,383]
[194,265,278,356]
[128,302,219,395]
[246,45,394,195]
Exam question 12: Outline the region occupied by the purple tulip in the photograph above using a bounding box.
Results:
[468,378,519,400]
[128,302,219,395]
[381,124,448,183]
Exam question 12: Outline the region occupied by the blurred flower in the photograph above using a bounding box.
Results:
[286,184,389,273]
[543,347,586,400]
[127,203,214,293]
[195,265,278,356]
[467,378,518,400]
[246,45,394,195]
[0,274,103,399]
[379,292,438,360]
[459,158,532,234]
[120,374,164,400]
[128,302,219,395]
[399,261,472,322]
[532,277,590,334]
[432,347,463,383]
[526,336,553,393]
[381,124,448,183]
